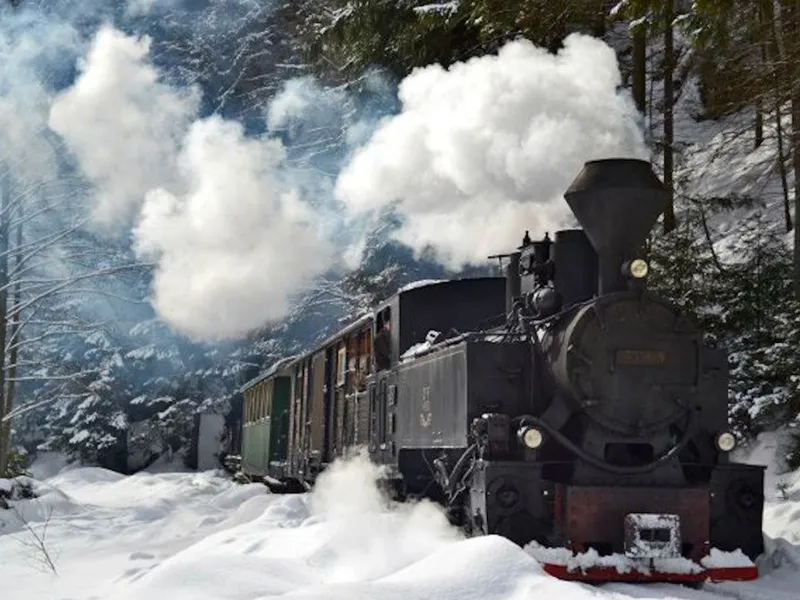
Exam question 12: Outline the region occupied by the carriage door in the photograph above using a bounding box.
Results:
[369,379,382,458]
[370,378,396,462]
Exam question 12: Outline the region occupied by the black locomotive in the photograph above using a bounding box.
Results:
[231,158,765,584]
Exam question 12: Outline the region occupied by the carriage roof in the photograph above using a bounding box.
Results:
[239,276,504,390]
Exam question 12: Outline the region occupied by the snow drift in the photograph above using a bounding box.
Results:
[2,445,800,600]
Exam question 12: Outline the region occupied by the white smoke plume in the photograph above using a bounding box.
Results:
[49,26,198,228]
[0,7,83,183]
[49,26,648,340]
[134,117,332,340]
[50,25,332,340]
[336,33,649,269]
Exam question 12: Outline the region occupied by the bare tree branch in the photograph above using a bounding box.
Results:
[9,502,59,575]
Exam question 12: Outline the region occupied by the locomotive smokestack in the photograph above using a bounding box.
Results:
[563,158,669,295]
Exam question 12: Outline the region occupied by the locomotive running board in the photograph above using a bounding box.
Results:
[541,563,759,584]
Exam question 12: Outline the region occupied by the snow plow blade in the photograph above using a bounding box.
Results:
[542,563,759,584]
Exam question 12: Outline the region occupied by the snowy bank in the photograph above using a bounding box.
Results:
[0,449,799,600]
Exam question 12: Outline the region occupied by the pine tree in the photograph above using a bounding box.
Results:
[294,1,617,83]
[46,329,129,470]
[713,216,797,438]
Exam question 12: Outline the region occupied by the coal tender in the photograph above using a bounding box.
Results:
[400,158,764,583]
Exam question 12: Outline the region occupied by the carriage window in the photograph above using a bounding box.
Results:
[374,308,392,371]
[337,346,347,385]
[364,329,372,367]
[356,329,371,390]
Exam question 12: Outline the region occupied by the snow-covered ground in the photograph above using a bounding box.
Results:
[1,442,800,600]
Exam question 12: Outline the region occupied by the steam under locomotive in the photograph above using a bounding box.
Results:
[229,158,765,584]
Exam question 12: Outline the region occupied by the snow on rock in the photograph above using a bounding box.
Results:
[0,475,82,538]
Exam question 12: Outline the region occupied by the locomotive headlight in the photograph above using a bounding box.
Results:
[518,426,543,449]
[628,258,649,279]
[716,431,737,452]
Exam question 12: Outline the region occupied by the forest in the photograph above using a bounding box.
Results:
[0,0,799,477]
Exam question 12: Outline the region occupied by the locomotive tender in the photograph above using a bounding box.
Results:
[234,158,765,584]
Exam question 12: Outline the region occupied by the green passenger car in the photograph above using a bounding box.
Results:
[240,357,296,479]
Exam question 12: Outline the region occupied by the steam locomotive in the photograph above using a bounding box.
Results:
[230,158,765,584]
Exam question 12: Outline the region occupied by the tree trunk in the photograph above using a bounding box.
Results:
[792,8,800,300]
[755,0,770,148]
[0,178,9,476]
[780,0,800,298]
[793,91,800,299]
[662,0,677,233]
[764,0,794,234]
[775,99,793,232]
[1,217,21,470]
[632,26,647,114]
[591,0,607,38]
[755,99,764,147]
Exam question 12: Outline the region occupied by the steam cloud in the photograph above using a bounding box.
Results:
[335,34,649,269]
[49,26,198,228]
[49,26,332,340]
[308,448,463,581]
[134,117,331,339]
[48,24,648,340]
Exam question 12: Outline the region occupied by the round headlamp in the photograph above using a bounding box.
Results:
[627,258,649,279]
[716,431,737,452]
[518,426,543,449]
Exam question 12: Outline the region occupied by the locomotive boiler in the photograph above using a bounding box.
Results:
[232,158,765,585]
